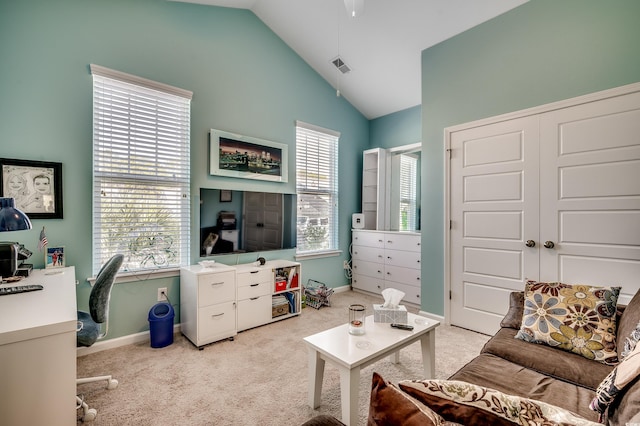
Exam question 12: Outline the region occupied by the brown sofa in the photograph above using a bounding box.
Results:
[368,288,640,425]
[305,287,640,425]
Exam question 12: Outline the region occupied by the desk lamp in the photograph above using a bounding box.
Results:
[0,197,32,232]
[0,197,33,278]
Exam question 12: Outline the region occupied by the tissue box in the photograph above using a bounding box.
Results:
[373,304,408,323]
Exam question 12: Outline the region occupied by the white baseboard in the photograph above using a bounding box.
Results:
[76,324,182,357]
[418,310,445,324]
[333,284,352,294]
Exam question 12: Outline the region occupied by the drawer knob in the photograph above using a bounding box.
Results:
[250,283,260,287]
[211,282,224,286]
[211,313,224,318]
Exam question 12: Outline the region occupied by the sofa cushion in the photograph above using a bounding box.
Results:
[515,280,621,365]
[398,379,601,426]
[617,289,640,360]
[483,327,612,390]
[448,353,600,422]
[368,372,461,426]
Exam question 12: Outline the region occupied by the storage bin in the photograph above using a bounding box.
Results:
[148,302,175,348]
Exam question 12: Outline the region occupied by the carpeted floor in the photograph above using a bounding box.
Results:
[77,290,489,425]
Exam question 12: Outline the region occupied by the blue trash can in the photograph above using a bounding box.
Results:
[148,302,175,348]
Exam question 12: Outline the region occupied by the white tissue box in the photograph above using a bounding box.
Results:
[373,304,408,323]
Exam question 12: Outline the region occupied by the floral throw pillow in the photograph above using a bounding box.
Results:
[514,280,621,365]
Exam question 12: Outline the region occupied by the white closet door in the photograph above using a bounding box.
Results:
[449,117,540,334]
[539,91,640,304]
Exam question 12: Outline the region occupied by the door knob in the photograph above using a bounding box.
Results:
[544,241,555,249]
[525,240,536,248]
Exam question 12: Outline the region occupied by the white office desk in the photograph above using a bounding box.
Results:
[0,267,77,426]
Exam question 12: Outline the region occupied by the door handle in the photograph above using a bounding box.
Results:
[544,241,555,249]
[525,240,536,248]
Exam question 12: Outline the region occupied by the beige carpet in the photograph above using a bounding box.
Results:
[77,290,489,425]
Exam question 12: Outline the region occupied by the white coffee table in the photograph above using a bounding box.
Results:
[303,313,439,425]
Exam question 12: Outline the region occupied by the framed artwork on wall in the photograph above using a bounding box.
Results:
[209,129,288,182]
[0,158,63,219]
[219,190,232,202]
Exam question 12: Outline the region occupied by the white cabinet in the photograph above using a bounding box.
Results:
[236,260,302,331]
[180,264,237,349]
[181,260,302,348]
[351,230,421,304]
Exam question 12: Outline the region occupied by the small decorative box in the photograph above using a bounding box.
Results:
[275,280,287,292]
[373,304,408,323]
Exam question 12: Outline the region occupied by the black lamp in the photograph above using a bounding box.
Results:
[0,198,32,232]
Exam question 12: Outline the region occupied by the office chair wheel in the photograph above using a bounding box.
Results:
[82,408,97,422]
[107,378,118,390]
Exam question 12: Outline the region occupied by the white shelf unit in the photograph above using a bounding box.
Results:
[236,260,301,331]
[362,148,387,230]
[351,229,421,305]
[180,264,238,350]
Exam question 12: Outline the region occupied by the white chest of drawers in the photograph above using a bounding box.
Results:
[180,264,237,349]
[351,230,422,304]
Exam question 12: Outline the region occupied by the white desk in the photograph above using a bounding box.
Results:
[0,267,77,426]
[303,313,439,426]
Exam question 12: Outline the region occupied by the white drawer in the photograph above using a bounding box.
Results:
[237,295,272,331]
[384,249,421,270]
[197,301,236,343]
[237,281,271,300]
[351,259,384,280]
[237,268,273,287]
[352,246,384,263]
[352,231,385,248]
[384,233,421,252]
[385,280,421,305]
[197,271,236,307]
[384,264,421,286]
[351,274,384,294]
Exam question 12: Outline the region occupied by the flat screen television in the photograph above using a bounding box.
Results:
[200,188,296,256]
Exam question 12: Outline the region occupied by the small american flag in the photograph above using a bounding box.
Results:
[38,227,48,251]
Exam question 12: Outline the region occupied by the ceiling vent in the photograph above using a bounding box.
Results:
[331,56,351,74]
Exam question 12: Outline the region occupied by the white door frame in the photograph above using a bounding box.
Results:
[443,81,640,326]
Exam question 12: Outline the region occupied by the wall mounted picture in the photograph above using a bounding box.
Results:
[0,158,63,219]
[46,246,65,268]
[209,129,288,182]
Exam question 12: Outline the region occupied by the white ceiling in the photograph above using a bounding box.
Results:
[173,0,528,119]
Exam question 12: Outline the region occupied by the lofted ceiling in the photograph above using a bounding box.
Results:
[172,0,528,119]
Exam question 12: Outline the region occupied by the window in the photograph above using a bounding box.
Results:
[91,65,192,274]
[295,121,340,254]
[399,153,418,231]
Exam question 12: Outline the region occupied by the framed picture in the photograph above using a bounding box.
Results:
[219,190,232,202]
[45,246,65,268]
[209,129,288,182]
[0,158,63,219]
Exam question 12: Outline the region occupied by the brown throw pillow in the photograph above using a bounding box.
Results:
[368,372,460,426]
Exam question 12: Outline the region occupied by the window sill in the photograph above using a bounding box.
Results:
[294,249,342,261]
[87,267,180,285]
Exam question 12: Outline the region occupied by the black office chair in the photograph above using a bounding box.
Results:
[76,254,124,422]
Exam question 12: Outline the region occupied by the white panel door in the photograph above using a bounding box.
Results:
[450,117,540,334]
[539,91,640,304]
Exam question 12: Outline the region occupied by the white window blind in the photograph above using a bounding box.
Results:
[295,121,340,253]
[91,65,192,274]
[399,153,418,231]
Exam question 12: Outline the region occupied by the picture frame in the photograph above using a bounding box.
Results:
[209,129,288,182]
[45,246,65,269]
[0,158,63,219]
[219,190,232,202]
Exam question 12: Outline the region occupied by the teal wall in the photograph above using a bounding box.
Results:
[0,0,369,340]
[420,0,640,315]
[369,105,421,149]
